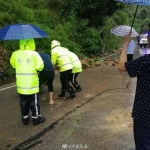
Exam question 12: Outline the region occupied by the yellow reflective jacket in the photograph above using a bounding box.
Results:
[68,51,82,73]
[51,46,72,72]
[61,47,82,73]
[10,39,44,94]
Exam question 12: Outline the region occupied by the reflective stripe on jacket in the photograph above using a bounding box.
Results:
[66,51,82,73]
[51,46,72,72]
[10,39,44,94]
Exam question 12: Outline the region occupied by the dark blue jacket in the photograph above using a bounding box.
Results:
[38,52,54,71]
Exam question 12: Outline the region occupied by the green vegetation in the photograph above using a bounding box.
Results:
[0,0,150,76]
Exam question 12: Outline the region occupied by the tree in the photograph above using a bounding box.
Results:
[67,0,124,27]
[140,9,147,20]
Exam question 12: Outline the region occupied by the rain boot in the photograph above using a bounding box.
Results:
[58,89,66,98]
[67,86,76,100]
[22,117,30,125]
[32,116,46,126]
[75,85,82,93]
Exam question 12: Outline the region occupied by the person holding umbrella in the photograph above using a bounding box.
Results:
[10,39,46,126]
[118,33,150,150]
[111,25,138,62]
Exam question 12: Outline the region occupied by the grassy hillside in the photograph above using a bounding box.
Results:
[0,0,150,76]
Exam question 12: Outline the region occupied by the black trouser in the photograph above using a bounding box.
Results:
[127,54,133,61]
[60,69,72,90]
[20,93,40,118]
[69,73,79,88]
[134,119,150,150]
[60,69,75,96]
[39,70,55,92]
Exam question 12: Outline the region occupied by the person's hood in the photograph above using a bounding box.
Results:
[20,38,35,50]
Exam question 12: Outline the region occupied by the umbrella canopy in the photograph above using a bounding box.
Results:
[115,0,150,6]
[115,0,150,28]
[0,24,49,40]
[111,25,139,37]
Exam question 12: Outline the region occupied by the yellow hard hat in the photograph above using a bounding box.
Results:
[51,40,60,49]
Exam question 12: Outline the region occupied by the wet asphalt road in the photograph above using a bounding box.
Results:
[0,47,145,150]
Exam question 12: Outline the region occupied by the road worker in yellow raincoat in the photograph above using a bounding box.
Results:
[10,38,45,125]
[51,40,76,99]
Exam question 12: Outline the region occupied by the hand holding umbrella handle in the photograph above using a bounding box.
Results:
[124,32,132,44]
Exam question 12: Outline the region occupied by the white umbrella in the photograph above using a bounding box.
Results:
[111,25,139,37]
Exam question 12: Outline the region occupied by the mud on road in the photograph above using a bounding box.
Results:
[0,51,136,150]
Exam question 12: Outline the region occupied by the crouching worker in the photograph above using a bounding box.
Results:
[10,39,46,125]
[51,40,76,99]
[37,48,55,105]
[62,48,82,93]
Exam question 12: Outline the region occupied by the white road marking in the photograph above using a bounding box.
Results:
[0,85,16,91]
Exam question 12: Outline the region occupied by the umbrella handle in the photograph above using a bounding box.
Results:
[130,5,139,31]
